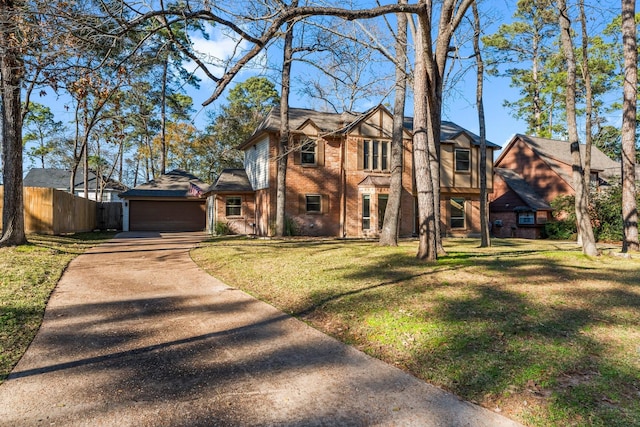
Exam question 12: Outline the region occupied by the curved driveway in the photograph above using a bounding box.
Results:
[0,232,522,426]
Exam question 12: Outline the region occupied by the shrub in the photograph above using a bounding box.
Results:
[214,222,231,236]
[546,183,639,242]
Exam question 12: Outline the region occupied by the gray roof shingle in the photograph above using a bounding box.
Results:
[512,134,620,182]
[240,106,499,149]
[207,169,253,193]
[495,168,552,211]
[24,168,128,192]
[120,169,208,199]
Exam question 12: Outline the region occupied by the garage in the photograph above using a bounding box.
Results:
[129,199,206,232]
[120,169,209,232]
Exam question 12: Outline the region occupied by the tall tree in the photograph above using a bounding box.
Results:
[0,0,27,246]
[483,0,557,137]
[414,0,476,260]
[557,0,598,256]
[379,0,408,246]
[621,0,639,252]
[473,2,490,248]
[275,17,295,237]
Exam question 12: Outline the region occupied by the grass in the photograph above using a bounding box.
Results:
[0,232,116,384]
[191,237,640,427]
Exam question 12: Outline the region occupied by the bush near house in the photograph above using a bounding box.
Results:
[545,184,639,242]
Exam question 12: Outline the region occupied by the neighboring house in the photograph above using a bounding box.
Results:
[120,169,209,232]
[24,168,128,202]
[490,134,619,239]
[206,105,499,238]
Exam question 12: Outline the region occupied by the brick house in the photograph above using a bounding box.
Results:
[490,134,619,239]
[206,105,499,238]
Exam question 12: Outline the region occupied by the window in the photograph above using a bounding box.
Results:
[363,141,370,170]
[378,194,388,231]
[361,140,391,171]
[518,212,535,225]
[450,198,465,229]
[305,195,321,213]
[372,141,379,170]
[381,142,388,170]
[362,194,371,230]
[455,148,470,172]
[226,196,242,217]
[301,140,316,165]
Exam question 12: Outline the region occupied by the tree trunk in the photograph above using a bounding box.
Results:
[473,3,490,248]
[414,14,437,261]
[379,0,408,247]
[621,0,639,252]
[0,0,27,246]
[275,20,295,237]
[160,59,168,175]
[579,0,593,191]
[557,0,598,256]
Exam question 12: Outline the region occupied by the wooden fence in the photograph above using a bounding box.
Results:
[0,186,122,234]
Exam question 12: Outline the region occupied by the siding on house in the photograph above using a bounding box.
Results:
[244,136,270,190]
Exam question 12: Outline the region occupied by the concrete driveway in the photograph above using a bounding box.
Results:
[0,232,522,426]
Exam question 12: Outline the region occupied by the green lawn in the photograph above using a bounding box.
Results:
[191,237,640,427]
[0,232,116,383]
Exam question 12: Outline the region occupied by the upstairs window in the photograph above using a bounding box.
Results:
[226,196,242,217]
[301,140,317,165]
[360,140,391,171]
[455,148,470,172]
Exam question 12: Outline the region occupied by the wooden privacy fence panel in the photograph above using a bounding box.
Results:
[52,189,96,234]
[0,186,121,234]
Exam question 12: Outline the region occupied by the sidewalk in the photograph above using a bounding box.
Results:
[0,232,523,426]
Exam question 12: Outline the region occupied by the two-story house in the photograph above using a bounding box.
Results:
[206,105,499,238]
[490,134,620,239]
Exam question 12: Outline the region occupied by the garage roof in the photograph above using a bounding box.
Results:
[120,169,208,199]
[207,169,253,194]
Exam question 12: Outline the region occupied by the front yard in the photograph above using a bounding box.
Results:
[192,237,640,427]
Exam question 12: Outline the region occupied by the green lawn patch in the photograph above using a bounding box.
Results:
[192,237,640,427]
[0,232,116,384]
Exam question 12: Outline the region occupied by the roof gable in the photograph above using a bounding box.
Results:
[498,134,619,174]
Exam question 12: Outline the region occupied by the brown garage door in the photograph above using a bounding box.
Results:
[129,200,206,231]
